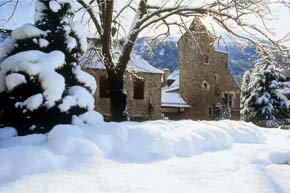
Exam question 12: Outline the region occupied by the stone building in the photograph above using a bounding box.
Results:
[162,18,241,120]
[84,53,163,121]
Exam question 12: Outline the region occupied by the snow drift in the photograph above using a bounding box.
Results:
[0,114,266,184]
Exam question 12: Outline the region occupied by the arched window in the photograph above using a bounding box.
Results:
[203,82,208,89]
[99,76,109,98]
[134,78,145,99]
[202,80,210,91]
[204,55,209,63]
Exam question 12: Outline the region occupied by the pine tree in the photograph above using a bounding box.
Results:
[240,70,251,119]
[241,52,290,127]
[0,0,96,135]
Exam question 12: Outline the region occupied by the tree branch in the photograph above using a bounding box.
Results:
[76,0,103,38]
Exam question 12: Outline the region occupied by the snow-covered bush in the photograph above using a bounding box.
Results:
[241,52,290,127]
[0,0,96,135]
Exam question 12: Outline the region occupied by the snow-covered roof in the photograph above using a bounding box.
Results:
[163,70,180,92]
[161,91,190,108]
[167,70,179,80]
[88,53,163,74]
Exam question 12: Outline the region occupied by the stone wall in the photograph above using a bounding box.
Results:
[85,68,162,121]
[162,107,191,120]
[177,19,241,120]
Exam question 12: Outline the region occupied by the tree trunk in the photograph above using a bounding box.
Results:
[108,71,128,122]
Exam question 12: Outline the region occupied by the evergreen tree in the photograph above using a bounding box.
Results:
[0,0,96,135]
[240,70,251,119]
[241,52,290,127]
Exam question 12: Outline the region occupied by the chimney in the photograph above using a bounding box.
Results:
[162,68,170,86]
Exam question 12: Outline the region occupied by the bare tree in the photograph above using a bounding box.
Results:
[0,0,21,27]
[3,0,288,122]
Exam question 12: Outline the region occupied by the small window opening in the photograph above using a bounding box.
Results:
[202,80,209,90]
[204,55,209,63]
[133,78,145,99]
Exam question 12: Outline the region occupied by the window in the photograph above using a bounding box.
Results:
[204,55,209,63]
[133,78,144,99]
[204,82,208,89]
[99,76,110,98]
[223,93,234,107]
[215,74,219,81]
[202,80,210,91]
[229,95,232,107]
[209,107,212,115]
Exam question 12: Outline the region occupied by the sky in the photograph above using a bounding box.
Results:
[0,0,289,46]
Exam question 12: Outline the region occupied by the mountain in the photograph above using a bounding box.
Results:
[134,36,256,83]
[134,37,179,73]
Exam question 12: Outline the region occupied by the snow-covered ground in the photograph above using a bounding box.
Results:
[0,113,290,193]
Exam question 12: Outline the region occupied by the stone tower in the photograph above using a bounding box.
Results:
[178,18,240,120]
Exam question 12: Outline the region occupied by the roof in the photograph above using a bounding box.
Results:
[85,52,163,74]
[163,70,180,92]
[161,91,190,108]
[167,70,179,80]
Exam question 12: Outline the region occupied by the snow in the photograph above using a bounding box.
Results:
[5,73,27,91]
[11,24,46,41]
[58,86,95,112]
[163,70,180,92]
[70,21,88,52]
[35,1,47,12]
[1,120,290,193]
[256,94,270,104]
[1,50,65,108]
[89,52,163,74]
[280,81,290,94]
[66,36,77,51]
[128,53,163,74]
[38,38,49,48]
[17,94,43,111]
[56,0,71,4]
[1,50,65,74]
[0,38,16,63]
[73,65,96,94]
[167,69,179,80]
[34,12,45,23]
[68,86,95,110]
[161,91,190,108]
[0,127,17,140]
[72,111,104,126]
[49,0,62,13]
